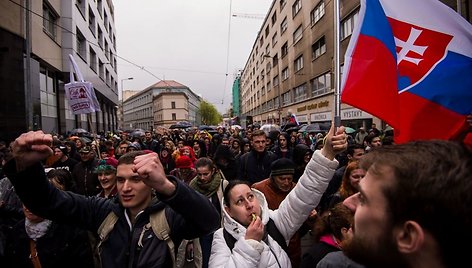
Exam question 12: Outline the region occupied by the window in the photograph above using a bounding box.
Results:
[43,3,58,39]
[271,12,277,26]
[265,25,270,37]
[311,1,325,26]
[281,42,288,58]
[292,0,302,17]
[293,24,303,44]
[261,86,265,96]
[105,69,110,85]
[88,7,96,35]
[99,60,104,80]
[172,113,176,121]
[280,17,288,34]
[273,53,279,66]
[39,67,58,118]
[171,102,176,109]
[311,72,332,96]
[98,27,103,48]
[97,0,103,16]
[104,12,109,31]
[282,91,292,105]
[294,55,304,72]
[272,32,278,47]
[341,10,360,39]
[282,67,289,80]
[280,0,286,10]
[89,47,97,72]
[267,81,271,92]
[294,84,307,102]
[273,75,279,86]
[76,28,86,60]
[312,37,326,59]
[105,42,109,59]
[76,0,86,17]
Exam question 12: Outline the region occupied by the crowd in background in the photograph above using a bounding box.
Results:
[1,122,465,268]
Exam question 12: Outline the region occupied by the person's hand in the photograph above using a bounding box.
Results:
[245,215,264,242]
[133,152,176,196]
[321,124,348,160]
[12,131,53,172]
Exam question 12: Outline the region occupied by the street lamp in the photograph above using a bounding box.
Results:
[121,77,133,129]
[264,54,282,124]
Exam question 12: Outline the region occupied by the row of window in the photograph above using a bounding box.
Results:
[244,71,332,115]
[242,35,326,101]
[243,1,327,89]
[241,3,360,113]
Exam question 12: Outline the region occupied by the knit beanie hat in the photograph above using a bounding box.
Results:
[56,145,68,156]
[270,158,295,177]
[175,155,193,169]
[94,158,118,173]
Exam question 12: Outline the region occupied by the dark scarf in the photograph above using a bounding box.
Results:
[190,171,222,197]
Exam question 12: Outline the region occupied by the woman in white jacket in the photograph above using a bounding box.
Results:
[209,125,347,268]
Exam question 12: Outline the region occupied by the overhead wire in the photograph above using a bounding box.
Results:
[221,0,233,106]
[6,0,200,91]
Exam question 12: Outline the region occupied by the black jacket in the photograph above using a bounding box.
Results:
[238,150,277,184]
[3,219,94,268]
[5,160,221,268]
[71,158,100,196]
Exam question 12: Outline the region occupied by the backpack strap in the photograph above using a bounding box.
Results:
[150,209,176,267]
[96,211,118,254]
[265,218,288,253]
[223,228,237,251]
[222,218,287,253]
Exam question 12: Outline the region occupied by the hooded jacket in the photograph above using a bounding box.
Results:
[209,150,338,268]
[4,159,221,268]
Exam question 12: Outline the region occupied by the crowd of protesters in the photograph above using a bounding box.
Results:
[0,121,470,268]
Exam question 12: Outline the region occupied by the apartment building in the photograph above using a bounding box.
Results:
[0,0,118,142]
[122,80,202,130]
[238,0,470,130]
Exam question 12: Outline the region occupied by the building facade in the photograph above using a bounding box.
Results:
[0,0,118,142]
[154,92,189,128]
[232,74,241,117]
[122,80,202,130]
[238,0,470,130]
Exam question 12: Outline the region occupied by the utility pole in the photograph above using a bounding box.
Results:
[121,77,133,129]
[24,0,33,130]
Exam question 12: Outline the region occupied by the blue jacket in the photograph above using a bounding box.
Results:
[5,159,220,268]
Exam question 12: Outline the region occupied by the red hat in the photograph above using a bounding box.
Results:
[175,155,193,169]
[94,157,118,173]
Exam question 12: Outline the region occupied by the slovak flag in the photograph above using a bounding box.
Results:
[341,0,472,143]
[289,113,300,125]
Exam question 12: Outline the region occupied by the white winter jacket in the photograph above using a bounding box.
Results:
[209,150,339,268]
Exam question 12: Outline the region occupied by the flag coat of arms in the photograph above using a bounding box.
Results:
[341,0,472,143]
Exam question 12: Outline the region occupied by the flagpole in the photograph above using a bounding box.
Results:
[333,0,342,128]
[87,112,102,160]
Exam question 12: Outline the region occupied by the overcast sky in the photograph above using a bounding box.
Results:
[114,0,273,113]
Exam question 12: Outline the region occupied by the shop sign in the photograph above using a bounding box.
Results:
[341,108,372,119]
[310,111,332,122]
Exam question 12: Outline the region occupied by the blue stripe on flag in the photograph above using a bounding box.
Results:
[361,0,397,58]
[407,51,472,115]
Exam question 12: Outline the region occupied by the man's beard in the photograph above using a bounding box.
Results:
[343,227,410,268]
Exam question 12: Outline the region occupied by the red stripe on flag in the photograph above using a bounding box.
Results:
[396,92,468,143]
[341,35,399,128]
